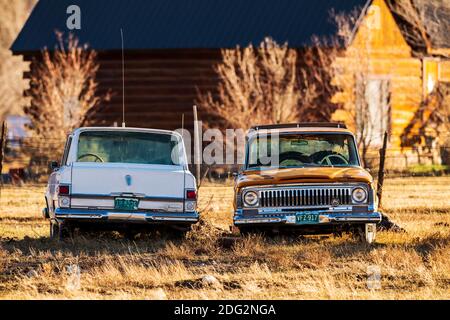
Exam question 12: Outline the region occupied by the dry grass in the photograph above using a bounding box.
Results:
[0,176,449,300]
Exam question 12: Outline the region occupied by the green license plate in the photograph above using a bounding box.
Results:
[114,198,139,211]
[296,212,319,224]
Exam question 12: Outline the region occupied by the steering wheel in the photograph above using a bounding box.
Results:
[279,151,311,166]
[77,153,104,163]
[320,154,349,166]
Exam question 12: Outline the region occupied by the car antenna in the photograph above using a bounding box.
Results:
[120,28,126,128]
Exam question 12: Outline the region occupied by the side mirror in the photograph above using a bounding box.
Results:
[49,161,59,171]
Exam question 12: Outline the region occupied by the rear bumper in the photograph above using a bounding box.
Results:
[234,209,381,226]
[54,208,199,224]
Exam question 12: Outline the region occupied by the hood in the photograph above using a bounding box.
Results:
[236,167,373,189]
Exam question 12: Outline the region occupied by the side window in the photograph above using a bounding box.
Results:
[61,136,73,166]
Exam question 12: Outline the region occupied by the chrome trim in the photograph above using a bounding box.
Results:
[234,211,381,225]
[150,216,198,222]
[242,183,369,209]
[242,182,363,189]
[257,205,353,213]
[55,208,199,223]
[70,193,184,202]
[259,186,352,208]
[235,218,283,224]
[70,198,184,212]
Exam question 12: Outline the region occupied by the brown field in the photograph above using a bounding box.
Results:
[0,176,449,300]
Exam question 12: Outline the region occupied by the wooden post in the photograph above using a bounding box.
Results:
[193,105,201,188]
[0,121,7,197]
[376,131,388,208]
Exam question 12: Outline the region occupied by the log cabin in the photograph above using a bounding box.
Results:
[9,0,450,168]
[332,0,450,167]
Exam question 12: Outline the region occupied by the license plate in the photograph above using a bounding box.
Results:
[296,212,319,224]
[114,198,139,211]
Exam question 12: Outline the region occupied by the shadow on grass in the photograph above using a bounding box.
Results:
[411,232,450,256]
[0,231,182,257]
[0,217,45,223]
[1,228,448,269]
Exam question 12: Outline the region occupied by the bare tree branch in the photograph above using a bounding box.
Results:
[197,38,300,131]
[25,33,110,168]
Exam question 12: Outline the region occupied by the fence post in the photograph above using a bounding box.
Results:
[0,121,8,196]
[376,131,388,208]
[193,105,201,188]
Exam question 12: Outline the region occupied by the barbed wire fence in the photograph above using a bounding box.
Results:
[1,135,66,184]
[0,131,449,185]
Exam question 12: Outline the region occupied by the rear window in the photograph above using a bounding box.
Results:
[76,131,181,165]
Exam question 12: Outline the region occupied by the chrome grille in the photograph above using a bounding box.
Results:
[259,187,352,208]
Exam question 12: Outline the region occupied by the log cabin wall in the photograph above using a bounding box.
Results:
[437,61,450,83]
[22,47,334,132]
[23,49,223,132]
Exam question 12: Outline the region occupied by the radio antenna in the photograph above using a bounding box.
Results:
[120,28,126,128]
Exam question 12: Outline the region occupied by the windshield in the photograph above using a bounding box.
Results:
[247,133,360,169]
[76,131,182,165]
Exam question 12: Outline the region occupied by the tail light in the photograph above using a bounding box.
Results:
[186,190,197,200]
[58,185,70,195]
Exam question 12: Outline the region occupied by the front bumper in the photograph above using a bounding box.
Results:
[234,209,381,226]
[54,208,199,224]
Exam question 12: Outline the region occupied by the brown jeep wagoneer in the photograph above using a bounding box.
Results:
[233,123,381,243]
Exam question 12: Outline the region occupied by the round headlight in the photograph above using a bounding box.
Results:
[243,191,259,207]
[352,187,368,203]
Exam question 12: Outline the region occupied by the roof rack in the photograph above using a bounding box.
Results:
[251,122,347,131]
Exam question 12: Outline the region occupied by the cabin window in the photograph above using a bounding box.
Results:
[355,77,391,146]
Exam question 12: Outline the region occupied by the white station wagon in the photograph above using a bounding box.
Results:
[43,127,199,239]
